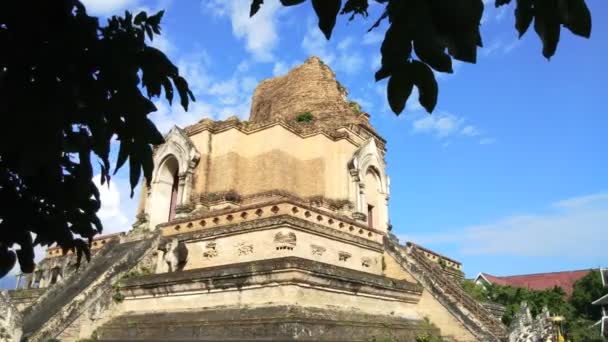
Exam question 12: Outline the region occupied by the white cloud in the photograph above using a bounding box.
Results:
[150,99,214,133]
[412,112,464,137]
[363,30,384,45]
[403,192,608,258]
[337,54,364,75]
[149,32,175,56]
[461,125,480,137]
[273,61,289,76]
[337,37,354,51]
[371,53,381,71]
[554,193,608,210]
[241,76,258,93]
[301,24,363,75]
[206,0,281,62]
[411,112,494,144]
[92,175,132,234]
[302,24,336,65]
[81,0,140,15]
[479,137,496,145]
[177,52,212,95]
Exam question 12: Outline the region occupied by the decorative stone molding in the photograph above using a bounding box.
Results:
[202,241,218,259]
[274,231,297,251]
[236,242,253,256]
[310,245,326,256]
[120,257,422,300]
[352,212,366,221]
[184,115,386,152]
[361,257,372,268]
[339,252,351,262]
[347,138,390,232]
[146,126,200,229]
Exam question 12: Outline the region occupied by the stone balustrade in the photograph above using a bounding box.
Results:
[160,200,384,244]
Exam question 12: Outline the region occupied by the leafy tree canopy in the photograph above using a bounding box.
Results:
[462,270,607,341]
[251,0,592,115]
[0,0,193,277]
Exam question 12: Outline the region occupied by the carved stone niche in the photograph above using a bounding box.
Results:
[338,252,351,262]
[352,212,367,221]
[159,238,188,272]
[274,231,297,251]
[361,257,372,268]
[311,245,326,256]
[203,241,218,259]
[236,242,254,256]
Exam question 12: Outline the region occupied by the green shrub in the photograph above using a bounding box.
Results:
[349,100,362,113]
[296,112,314,123]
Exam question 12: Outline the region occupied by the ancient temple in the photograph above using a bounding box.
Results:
[7,57,508,341]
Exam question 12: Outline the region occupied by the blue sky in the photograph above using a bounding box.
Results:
[2,0,606,288]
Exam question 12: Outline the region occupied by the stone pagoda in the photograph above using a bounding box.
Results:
[8,57,507,342]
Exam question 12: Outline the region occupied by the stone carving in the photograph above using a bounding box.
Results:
[274,231,297,251]
[339,252,351,262]
[361,257,372,268]
[160,238,188,272]
[203,241,218,259]
[311,245,326,256]
[236,242,253,256]
[508,303,554,342]
[0,290,23,342]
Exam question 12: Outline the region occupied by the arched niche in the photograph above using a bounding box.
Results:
[364,167,382,229]
[347,138,390,232]
[145,126,200,229]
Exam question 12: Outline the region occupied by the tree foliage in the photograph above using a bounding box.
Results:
[462,271,607,340]
[0,0,193,277]
[251,0,592,115]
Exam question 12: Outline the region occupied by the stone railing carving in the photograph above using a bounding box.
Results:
[160,200,384,245]
[384,235,507,341]
[0,290,22,342]
[22,234,159,342]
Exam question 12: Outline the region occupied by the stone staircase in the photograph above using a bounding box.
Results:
[384,235,507,341]
[21,233,159,342]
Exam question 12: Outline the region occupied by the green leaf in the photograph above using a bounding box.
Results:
[129,147,141,197]
[250,0,264,17]
[114,140,131,175]
[534,0,561,59]
[140,144,154,188]
[368,9,387,32]
[413,37,453,73]
[387,64,414,115]
[145,25,153,41]
[0,248,16,278]
[280,0,307,6]
[144,118,165,145]
[375,67,391,82]
[377,24,412,81]
[173,76,194,111]
[515,0,534,38]
[341,0,369,20]
[312,0,342,40]
[134,11,147,25]
[446,29,479,63]
[558,0,592,38]
[147,10,164,26]
[410,60,438,113]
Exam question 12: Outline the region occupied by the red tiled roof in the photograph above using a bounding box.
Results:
[478,269,593,296]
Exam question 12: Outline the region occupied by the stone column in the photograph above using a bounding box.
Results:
[15,274,21,289]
